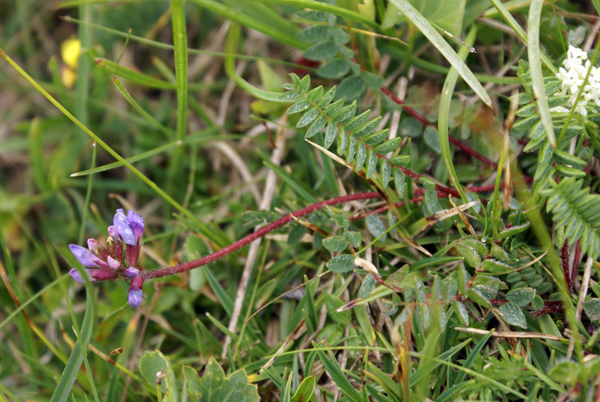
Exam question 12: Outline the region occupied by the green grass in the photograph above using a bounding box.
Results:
[2,0,600,401]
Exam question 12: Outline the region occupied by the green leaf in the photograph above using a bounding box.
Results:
[387,0,492,107]
[287,100,311,115]
[336,75,367,100]
[376,137,402,154]
[296,25,332,42]
[297,74,310,92]
[532,295,545,311]
[365,129,389,145]
[344,231,361,247]
[323,236,349,252]
[366,149,377,178]
[583,299,600,321]
[389,155,411,167]
[499,302,527,329]
[304,40,341,60]
[354,117,382,138]
[553,149,587,169]
[506,287,536,307]
[398,117,423,137]
[360,71,384,89]
[481,259,512,273]
[331,101,357,123]
[381,160,391,188]
[324,121,337,147]
[460,238,488,257]
[318,58,353,78]
[297,10,336,26]
[187,357,259,402]
[140,350,180,402]
[318,86,336,107]
[356,142,367,170]
[366,215,387,242]
[297,108,320,128]
[306,115,328,139]
[325,294,352,324]
[556,165,586,178]
[337,128,348,154]
[347,136,357,162]
[324,99,345,116]
[408,0,465,36]
[288,224,308,245]
[540,178,600,259]
[290,376,315,402]
[394,168,405,198]
[345,110,371,132]
[331,26,351,43]
[315,345,362,402]
[452,300,469,326]
[454,244,481,268]
[497,222,530,239]
[327,254,356,273]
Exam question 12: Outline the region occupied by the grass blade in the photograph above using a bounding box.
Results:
[50,276,95,401]
[388,0,492,107]
[190,0,307,49]
[172,0,188,141]
[0,49,228,249]
[527,0,556,148]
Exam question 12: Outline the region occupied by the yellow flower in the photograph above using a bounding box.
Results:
[60,37,81,88]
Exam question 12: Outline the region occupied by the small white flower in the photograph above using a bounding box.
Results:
[552,45,596,117]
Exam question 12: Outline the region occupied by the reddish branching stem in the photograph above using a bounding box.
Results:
[142,192,382,279]
[379,87,498,168]
[142,180,504,280]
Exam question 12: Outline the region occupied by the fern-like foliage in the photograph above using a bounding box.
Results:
[283,74,411,198]
[540,178,600,260]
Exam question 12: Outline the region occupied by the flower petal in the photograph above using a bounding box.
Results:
[69,244,106,268]
[69,268,94,283]
[107,255,121,270]
[113,209,136,246]
[127,210,145,243]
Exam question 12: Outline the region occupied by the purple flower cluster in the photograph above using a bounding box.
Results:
[69,209,146,307]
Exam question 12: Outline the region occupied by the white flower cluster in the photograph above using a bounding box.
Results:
[552,45,600,117]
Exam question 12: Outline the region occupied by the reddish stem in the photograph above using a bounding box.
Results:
[379,87,498,168]
[142,192,382,279]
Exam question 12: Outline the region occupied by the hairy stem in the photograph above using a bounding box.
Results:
[142,192,382,279]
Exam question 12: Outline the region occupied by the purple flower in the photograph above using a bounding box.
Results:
[69,268,118,283]
[128,275,144,307]
[127,210,145,244]
[107,225,120,241]
[113,209,137,246]
[123,267,139,278]
[69,244,108,268]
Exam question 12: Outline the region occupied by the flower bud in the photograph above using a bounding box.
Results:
[128,275,144,307]
[123,267,139,278]
[88,238,109,260]
[107,255,121,270]
[69,268,118,283]
[69,244,108,268]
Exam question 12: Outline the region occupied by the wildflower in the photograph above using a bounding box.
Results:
[68,208,146,308]
[552,45,600,117]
